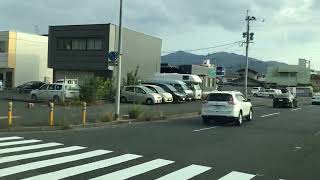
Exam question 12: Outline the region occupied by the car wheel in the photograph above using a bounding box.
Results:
[146,98,154,105]
[295,101,298,108]
[235,112,243,126]
[289,101,294,108]
[120,96,127,103]
[253,94,257,97]
[202,116,210,125]
[53,96,60,104]
[247,109,253,121]
[31,94,38,102]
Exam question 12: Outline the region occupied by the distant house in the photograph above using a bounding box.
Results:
[311,74,320,92]
[237,68,259,80]
[266,59,311,87]
[228,68,264,87]
[0,31,52,88]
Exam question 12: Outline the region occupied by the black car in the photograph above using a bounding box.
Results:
[16,81,46,94]
[142,83,186,103]
[273,93,298,108]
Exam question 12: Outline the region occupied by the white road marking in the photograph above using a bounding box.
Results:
[0,142,62,155]
[218,171,256,180]
[0,116,21,120]
[260,112,280,118]
[91,159,174,180]
[0,150,110,178]
[0,139,41,147]
[291,108,302,111]
[0,146,85,164]
[23,154,141,180]
[0,136,23,141]
[193,126,218,132]
[156,164,212,180]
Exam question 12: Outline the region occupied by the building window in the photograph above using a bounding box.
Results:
[0,41,6,53]
[57,38,102,51]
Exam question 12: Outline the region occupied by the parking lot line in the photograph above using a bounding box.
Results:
[260,112,280,118]
[193,126,218,132]
[291,108,302,111]
[0,116,21,120]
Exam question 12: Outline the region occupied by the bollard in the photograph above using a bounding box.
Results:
[49,102,54,127]
[82,102,87,124]
[8,102,12,128]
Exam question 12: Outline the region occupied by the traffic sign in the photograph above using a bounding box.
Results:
[208,69,216,78]
[108,51,119,61]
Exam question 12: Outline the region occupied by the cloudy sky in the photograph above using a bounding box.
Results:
[1,0,319,69]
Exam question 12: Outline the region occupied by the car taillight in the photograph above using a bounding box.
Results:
[202,100,208,104]
[228,97,235,105]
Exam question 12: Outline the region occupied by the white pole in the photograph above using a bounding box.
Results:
[115,0,123,120]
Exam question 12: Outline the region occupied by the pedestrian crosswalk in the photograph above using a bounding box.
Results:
[0,136,267,179]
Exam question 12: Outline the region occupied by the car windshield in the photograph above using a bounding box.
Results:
[141,87,154,93]
[165,84,177,92]
[154,86,166,93]
[194,84,202,90]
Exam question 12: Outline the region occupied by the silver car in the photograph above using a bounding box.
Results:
[120,86,162,105]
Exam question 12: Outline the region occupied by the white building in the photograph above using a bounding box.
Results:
[0,31,52,88]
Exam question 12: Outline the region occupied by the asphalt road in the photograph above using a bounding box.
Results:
[0,104,319,179]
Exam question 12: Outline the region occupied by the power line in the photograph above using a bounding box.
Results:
[162,40,244,54]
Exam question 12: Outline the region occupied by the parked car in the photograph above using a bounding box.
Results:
[16,81,46,94]
[254,89,282,98]
[312,93,320,105]
[251,87,262,95]
[30,83,80,103]
[143,83,186,103]
[144,79,194,100]
[120,86,162,105]
[273,93,298,108]
[0,80,3,91]
[201,91,253,126]
[142,84,173,103]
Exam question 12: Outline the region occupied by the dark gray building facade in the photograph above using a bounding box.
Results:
[48,24,162,84]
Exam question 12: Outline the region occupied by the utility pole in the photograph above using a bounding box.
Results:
[243,10,256,99]
[115,0,123,120]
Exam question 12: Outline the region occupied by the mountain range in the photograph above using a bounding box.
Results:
[161,51,287,75]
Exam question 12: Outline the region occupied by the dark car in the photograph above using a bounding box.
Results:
[16,81,46,94]
[142,83,186,103]
[273,93,298,108]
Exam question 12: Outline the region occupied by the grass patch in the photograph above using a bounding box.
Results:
[100,112,115,123]
[128,105,143,119]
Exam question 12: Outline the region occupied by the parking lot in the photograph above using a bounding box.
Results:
[0,90,312,129]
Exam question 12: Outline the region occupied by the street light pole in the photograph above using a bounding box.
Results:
[115,0,123,120]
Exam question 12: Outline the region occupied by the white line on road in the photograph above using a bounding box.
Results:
[0,150,110,178]
[156,164,212,180]
[218,171,256,180]
[0,136,23,141]
[291,108,302,111]
[0,116,21,120]
[0,139,41,147]
[260,112,280,118]
[0,142,62,155]
[90,159,174,180]
[23,154,141,180]
[193,126,218,132]
[0,146,86,164]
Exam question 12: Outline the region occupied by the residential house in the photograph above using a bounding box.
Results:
[266,59,311,87]
[0,31,52,88]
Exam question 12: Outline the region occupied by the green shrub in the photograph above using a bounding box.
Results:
[128,105,143,119]
[80,77,115,103]
[138,112,154,121]
[100,112,114,123]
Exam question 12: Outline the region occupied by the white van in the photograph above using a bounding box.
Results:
[152,73,202,100]
[145,79,194,100]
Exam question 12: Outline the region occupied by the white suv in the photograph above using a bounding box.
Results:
[31,83,80,103]
[201,91,253,126]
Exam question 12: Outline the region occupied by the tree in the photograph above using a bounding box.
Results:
[123,65,140,86]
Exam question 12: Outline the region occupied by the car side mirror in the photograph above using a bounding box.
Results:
[246,98,251,102]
